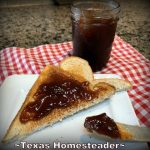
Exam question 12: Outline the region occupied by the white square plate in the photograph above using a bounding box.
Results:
[0,74,148,150]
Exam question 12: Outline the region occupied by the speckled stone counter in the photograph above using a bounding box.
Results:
[0,0,150,59]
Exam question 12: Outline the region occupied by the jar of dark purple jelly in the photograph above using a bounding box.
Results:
[71,0,120,71]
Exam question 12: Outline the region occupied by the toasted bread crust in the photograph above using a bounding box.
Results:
[117,124,133,140]
[3,65,115,143]
[92,78,132,92]
[60,56,94,82]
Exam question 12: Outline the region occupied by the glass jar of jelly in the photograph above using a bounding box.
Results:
[71,0,120,71]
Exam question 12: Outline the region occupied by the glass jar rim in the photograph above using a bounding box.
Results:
[71,0,120,14]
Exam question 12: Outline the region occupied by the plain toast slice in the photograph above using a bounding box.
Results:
[60,56,132,91]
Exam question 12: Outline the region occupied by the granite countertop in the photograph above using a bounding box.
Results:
[0,0,150,60]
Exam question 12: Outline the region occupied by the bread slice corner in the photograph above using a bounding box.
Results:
[60,56,94,82]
